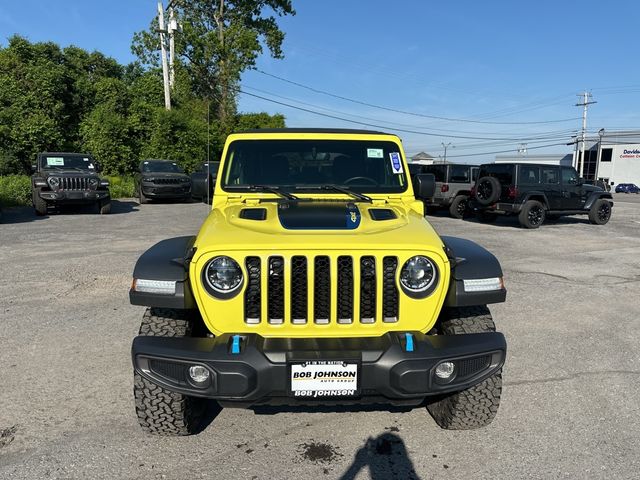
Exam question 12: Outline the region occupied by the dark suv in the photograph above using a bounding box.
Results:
[31,152,111,216]
[410,163,478,218]
[135,160,192,204]
[470,163,613,228]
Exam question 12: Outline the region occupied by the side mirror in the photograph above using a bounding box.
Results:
[413,173,436,199]
[93,163,102,173]
[577,178,584,186]
[31,164,37,173]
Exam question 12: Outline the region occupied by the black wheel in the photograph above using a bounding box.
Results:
[474,176,501,205]
[476,211,498,223]
[133,308,207,435]
[427,306,502,430]
[139,187,148,205]
[449,195,469,219]
[518,200,545,229]
[98,199,111,214]
[588,198,612,225]
[33,190,48,216]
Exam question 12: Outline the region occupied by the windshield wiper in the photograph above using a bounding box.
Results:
[247,185,298,201]
[299,184,372,203]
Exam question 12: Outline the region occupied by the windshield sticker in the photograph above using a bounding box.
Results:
[389,152,403,174]
[83,157,89,161]
[46,157,64,166]
[88,163,95,169]
[367,148,383,158]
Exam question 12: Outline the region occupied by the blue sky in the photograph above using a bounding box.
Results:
[2,0,640,162]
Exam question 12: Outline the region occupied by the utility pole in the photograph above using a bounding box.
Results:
[157,1,171,110]
[575,91,596,177]
[168,6,178,88]
[441,142,453,162]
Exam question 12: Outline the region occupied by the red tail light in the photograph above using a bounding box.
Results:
[507,186,518,199]
[441,184,449,193]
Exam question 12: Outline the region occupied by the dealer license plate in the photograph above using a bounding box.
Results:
[290,360,359,398]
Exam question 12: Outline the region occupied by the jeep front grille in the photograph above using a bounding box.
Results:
[243,255,400,325]
[60,176,90,190]
[155,178,182,185]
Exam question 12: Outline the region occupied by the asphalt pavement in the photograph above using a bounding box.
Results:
[1,198,639,480]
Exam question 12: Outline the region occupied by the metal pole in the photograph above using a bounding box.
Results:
[442,142,452,162]
[157,1,171,110]
[168,6,176,89]
[595,128,604,186]
[576,91,596,178]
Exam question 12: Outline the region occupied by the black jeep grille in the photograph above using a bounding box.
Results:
[60,176,90,190]
[244,255,400,325]
[154,178,182,185]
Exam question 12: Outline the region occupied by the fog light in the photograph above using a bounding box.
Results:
[435,361,455,379]
[188,365,210,383]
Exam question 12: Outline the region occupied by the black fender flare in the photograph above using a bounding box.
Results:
[129,236,197,309]
[521,192,550,209]
[584,192,613,210]
[441,236,507,307]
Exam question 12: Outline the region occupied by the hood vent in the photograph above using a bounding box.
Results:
[369,208,397,221]
[240,208,267,221]
[278,203,361,230]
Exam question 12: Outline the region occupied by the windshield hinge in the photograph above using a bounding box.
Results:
[371,198,388,206]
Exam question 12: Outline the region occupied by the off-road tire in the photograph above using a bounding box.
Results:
[33,191,48,216]
[518,200,545,229]
[588,198,612,225]
[99,199,111,214]
[449,194,469,219]
[476,211,498,223]
[138,187,148,205]
[475,176,501,205]
[133,308,206,436]
[427,306,502,430]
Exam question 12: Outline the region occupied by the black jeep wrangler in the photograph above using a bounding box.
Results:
[470,163,613,228]
[31,152,111,216]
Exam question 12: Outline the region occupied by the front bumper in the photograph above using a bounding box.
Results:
[132,331,506,407]
[39,190,109,204]
[142,185,191,199]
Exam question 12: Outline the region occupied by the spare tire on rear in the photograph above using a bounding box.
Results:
[475,176,501,205]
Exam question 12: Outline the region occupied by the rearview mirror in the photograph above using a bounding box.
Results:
[413,173,436,199]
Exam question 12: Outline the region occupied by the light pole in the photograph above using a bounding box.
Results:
[442,142,453,162]
[595,128,605,187]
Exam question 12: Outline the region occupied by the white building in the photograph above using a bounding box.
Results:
[409,151,441,165]
[580,131,640,187]
[495,153,573,166]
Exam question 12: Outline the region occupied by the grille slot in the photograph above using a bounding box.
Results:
[456,355,491,379]
[360,256,377,323]
[155,177,181,184]
[267,257,285,324]
[291,256,308,324]
[61,176,89,190]
[337,256,354,324]
[382,257,399,322]
[244,257,261,324]
[313,256,331,324]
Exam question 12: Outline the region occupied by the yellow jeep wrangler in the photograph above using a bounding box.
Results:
[130,129,507,435]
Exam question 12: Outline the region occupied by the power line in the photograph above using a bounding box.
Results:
[444,142,570,159]
[243,85,576,138]
[254,69,580,125]
[238,88,577,142]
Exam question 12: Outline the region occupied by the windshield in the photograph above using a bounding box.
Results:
[142,161,184,173]
[221,139,408,193]
[41,154,96,170]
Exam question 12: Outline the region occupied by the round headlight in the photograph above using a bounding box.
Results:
[203,256,243,297]
[400,256,438,296]
[47,177,60,189]
[89,177,99,189]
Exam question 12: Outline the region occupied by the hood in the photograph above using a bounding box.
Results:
[43,170,97,177]
[192,200,445,259]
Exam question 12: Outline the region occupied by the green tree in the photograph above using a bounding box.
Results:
[235,112,285,130]
[132,0,294,134]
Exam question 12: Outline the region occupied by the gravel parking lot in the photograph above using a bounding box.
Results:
[1,197,639,480]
